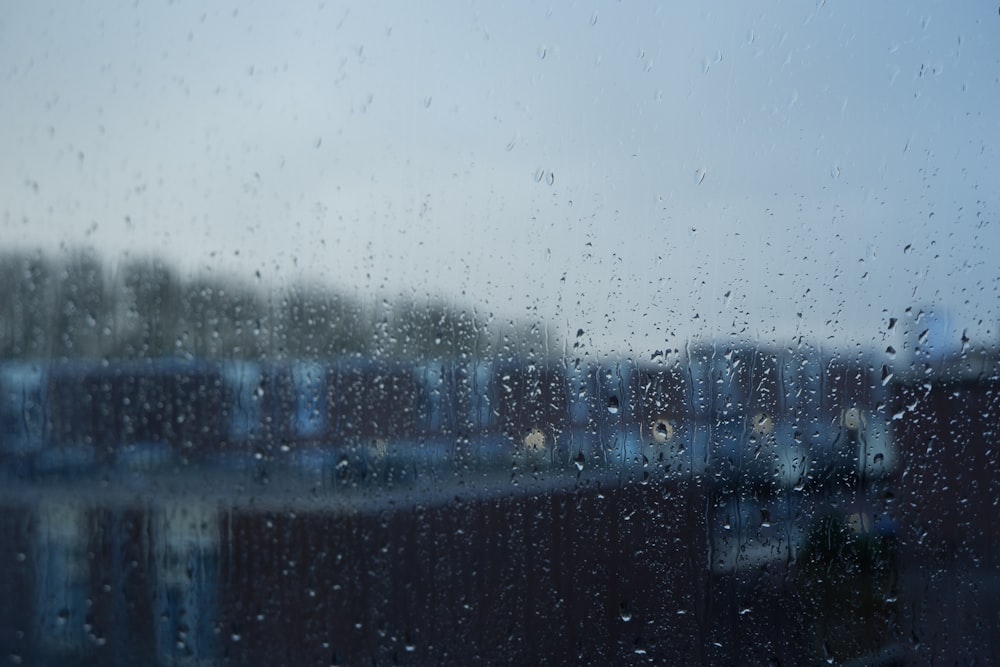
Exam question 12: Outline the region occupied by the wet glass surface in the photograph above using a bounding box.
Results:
[2,2,999,664]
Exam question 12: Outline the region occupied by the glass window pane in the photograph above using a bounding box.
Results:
[1,1,997,664]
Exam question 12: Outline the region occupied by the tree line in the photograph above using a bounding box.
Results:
[0,250,552,362]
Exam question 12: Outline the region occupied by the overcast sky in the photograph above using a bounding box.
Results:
[2,1,998,357]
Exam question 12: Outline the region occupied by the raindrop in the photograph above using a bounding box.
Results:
[888,317,897,330]
[695,167,707,185]
[886,345,896,358]
[546,171,555,186]
[874,453,884,464]
[653,419,673,443]
[607,396,620,414]
[423,96,432,108]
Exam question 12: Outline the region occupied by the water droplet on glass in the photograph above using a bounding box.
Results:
[874,453,884,464]
[652,418,673,443]
[823,641,835,663]
[607,396,620,414]
[695,167,707,185]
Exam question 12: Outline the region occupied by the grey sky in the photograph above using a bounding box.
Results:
[2,1,998,356]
